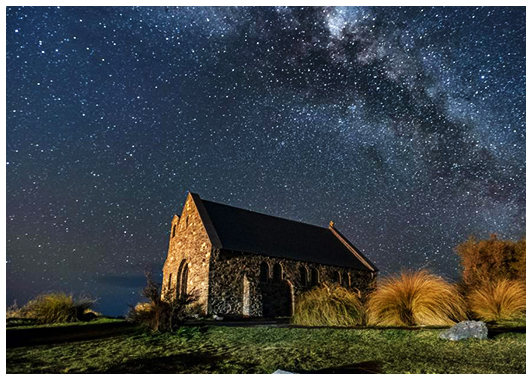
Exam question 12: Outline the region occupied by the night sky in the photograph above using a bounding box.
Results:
[6,6,526,316]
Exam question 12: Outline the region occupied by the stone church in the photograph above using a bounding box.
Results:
[162,192,378,317]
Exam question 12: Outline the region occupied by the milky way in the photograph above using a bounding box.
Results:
[6,6,525,315]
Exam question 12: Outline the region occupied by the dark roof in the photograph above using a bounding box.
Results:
[194,194,376,271]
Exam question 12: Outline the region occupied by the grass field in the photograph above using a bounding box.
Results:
[6,322,526,374]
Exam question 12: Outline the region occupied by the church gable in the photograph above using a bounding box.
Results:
[162,193,213,312]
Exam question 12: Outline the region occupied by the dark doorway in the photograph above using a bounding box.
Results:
[260,280,293,317]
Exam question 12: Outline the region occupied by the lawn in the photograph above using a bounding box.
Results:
[6,323,526,374]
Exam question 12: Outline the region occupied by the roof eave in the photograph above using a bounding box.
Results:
[328,225,378,272]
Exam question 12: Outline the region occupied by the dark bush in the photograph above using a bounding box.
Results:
[456,234,526,288]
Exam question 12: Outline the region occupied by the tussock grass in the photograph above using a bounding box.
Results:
[367,270,467,326]
[292,282,364,326]
[468,279,526,322]
[20,293,95,324]
[127,272,198,332]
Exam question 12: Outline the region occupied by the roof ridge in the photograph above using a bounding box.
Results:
[201,198,330,231]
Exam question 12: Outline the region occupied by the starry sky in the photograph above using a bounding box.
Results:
[6,6,526,316]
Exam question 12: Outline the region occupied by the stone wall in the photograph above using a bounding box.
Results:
[162,194,212,314]
[208,248,375,317]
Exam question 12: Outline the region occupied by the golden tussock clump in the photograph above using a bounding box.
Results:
[292,282,364,326]
[468,279,526,322]
[367,270,467,327]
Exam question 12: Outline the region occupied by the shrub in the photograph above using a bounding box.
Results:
[367,270,467,327]
[127,271,198,332]
[20,292,95,324]
[468,279,526,322]
[292,282,364,326]
[6,300,22,319]
[456,234,526,288]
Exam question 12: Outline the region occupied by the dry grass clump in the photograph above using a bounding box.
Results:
[292,282,364,326]
[127,272,198,332]
[20,292,95,324]
[468,279,526,322]
[367,270,467,327]
[7,301,23,319]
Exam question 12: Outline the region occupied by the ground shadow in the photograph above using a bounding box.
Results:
[487,326,526,339]
[100,351,252,374]
[6,321,137,348]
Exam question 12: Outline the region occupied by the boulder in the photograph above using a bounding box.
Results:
[439,320,488,341]
[272,369,296,374]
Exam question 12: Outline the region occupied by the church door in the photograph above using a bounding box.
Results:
[261,280,293,318]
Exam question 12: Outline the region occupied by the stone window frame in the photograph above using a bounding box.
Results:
[168,273,173,291]
[310,267,319,287]
[343,272,351,288]
[180,264,189,296]
[299,265,308,287]
[333,270,342,284]
[259,262,270,283]
[172,223,177,238]
[177,259,188,296]
[272,263,283,283]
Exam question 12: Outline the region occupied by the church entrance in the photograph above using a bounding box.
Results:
[260,280,293,318]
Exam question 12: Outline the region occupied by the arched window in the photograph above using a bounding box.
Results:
[177,259,187,297]
[310,268,319,287]
[168,273,173,291]
[172,224,177,238]
[343,272,351,288]
[180,265,189,296]
[300,266,308,287]
[260,262,270,282]
[333,271,342,284]
[273,263,283,283]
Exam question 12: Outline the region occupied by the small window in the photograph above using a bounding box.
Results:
[168,273,173,290]
[273,263,283,283]
[177,260,187,297]
[180,265,189,296]
[300,266,308,287]
[260,262,270,282]
[310,268,319,287]
[172,224,177,238]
